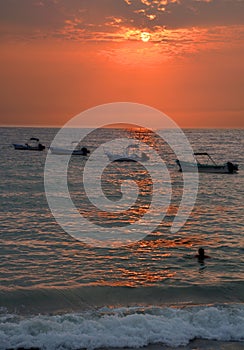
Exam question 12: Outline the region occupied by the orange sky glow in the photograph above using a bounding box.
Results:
[0,0,243,128]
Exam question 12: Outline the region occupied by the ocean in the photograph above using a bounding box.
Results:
[0,127,243,350]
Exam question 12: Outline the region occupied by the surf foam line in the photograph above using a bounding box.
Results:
[0,304,244,350]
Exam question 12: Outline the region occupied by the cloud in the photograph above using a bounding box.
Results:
[97,24,244,66]
[0,0,244,43]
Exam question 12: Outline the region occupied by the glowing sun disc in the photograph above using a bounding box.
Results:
[141,32,151,42]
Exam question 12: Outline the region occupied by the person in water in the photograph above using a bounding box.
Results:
[195,248,210,261]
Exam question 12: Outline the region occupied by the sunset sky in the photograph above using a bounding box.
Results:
[0,0,244,128]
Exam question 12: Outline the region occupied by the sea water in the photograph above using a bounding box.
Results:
[0,127,243,349]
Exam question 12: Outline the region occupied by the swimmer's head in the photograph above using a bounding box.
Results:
[198,247,205,256]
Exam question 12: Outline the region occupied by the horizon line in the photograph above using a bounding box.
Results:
[1,124,243,130]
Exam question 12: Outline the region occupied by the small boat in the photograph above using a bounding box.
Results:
[13,138,45,151]
[176,152,238,174]
[105,144,149,162]
[49,142,90,156]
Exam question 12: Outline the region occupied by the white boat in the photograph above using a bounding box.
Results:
[105,144,149,162]
[176,152,239,174]
[13,137,45,151]
[49,142,90,156]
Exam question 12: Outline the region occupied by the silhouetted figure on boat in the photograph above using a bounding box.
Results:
[81,147,90,156]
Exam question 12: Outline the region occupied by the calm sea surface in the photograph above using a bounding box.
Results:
[0,127,243,349]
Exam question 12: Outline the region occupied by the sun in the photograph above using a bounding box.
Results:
[140,32,151,42]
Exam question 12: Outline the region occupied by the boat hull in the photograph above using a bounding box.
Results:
[105,152,149,162]
[49,147,89,156]
[13,144,45,151]
[176,160,238,174]
[107,156,138,162]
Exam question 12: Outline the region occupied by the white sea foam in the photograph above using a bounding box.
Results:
[0,305,243,350]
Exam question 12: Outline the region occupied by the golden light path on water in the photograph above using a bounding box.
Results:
[0,128,243,290]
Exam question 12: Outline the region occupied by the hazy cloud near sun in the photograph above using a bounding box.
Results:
[0,0,244,42]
